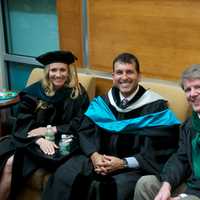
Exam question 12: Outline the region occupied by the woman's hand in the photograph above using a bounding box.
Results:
[36,138,58,155]
[27,127,47,137]
[27,126,57,138]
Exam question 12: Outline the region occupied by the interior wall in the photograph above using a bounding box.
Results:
[88,0,200,81]
[57,0,200,81]
[56,0,83,66]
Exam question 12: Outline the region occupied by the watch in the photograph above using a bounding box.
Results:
[122,158,128,168]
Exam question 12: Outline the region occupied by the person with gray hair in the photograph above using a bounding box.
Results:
[133,64,200,200]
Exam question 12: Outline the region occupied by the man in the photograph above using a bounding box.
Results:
[42,52,180,200]
[134,64,200,200]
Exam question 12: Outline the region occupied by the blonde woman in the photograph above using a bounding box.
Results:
[0,50,89,200]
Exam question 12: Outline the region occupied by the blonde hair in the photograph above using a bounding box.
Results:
[41,63,81,99]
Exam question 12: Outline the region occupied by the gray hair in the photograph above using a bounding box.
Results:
[181,64,200,89]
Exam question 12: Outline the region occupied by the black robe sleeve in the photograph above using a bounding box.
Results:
[12,94,40,146]
[159,119,192,189]
[78,116,100,156]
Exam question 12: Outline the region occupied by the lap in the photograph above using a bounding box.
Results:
[181,195,200,200]
[134,175,199,200]
[53,154,91,182]
[87,169,143,200]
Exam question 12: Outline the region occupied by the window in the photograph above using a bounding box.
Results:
[2,0,59,90]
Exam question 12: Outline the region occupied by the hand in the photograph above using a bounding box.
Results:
[90,152,104,169]
[90,152,110,175]
[27,126,57,138]
[154,182,172,200]
[101,155,124,173]
[92,154,124,175]
[27,127,47,137]
[36,138,58,155]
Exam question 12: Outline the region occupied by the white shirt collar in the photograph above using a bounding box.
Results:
[119,85,139,101]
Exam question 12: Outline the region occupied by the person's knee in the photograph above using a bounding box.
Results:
[136,175,158,191]
[134,175,161,200]
[4,156,14,174]
[182,195,200,200]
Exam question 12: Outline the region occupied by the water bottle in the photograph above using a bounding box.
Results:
[45,125,55,142]
[59,134,73,155]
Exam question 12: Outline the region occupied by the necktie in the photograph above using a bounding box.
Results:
[120,98,128,108]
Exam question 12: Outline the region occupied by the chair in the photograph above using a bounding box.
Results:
[141,79,190,122]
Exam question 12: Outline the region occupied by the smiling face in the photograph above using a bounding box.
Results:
[48,62,69,90]
[183,78,200,113]
[112,62,141,97]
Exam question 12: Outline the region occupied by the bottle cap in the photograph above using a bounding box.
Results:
[47,125,52,129]
[61,134,67,139]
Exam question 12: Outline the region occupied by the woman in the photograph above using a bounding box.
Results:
[0,50,89,199]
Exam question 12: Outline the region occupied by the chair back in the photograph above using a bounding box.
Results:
[141,80,190,122]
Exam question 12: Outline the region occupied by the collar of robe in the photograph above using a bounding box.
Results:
[20,81,71,104]
[85,95,181,135]
[111,85,146,110]
[108,86,168,113]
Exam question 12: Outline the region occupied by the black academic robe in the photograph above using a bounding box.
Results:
[160,117,200,198]
[0,81,89,199]
[42,86,180,200]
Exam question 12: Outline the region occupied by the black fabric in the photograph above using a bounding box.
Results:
[36,50,77,65]
[42,88,180,200]
[69,174,93,200]
[0,81,89,199]
[10,148,25,199]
